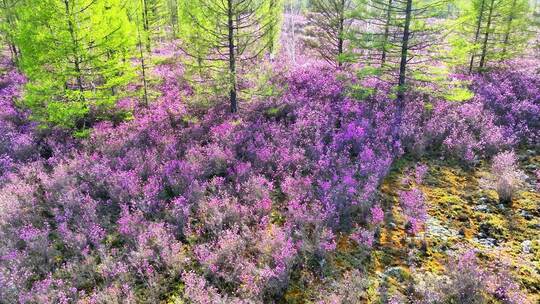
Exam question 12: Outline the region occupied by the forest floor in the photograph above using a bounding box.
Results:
[284,150,540,303]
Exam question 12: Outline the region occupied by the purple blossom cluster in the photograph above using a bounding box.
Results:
[425,101,512,163]
[414,250,531,304]
[490,150,527,203]
[398,163,429,235]
[0,59,36,183]
[472,70,540,146]
[401,70,539,164]
[0,56,537,302]
[0,64,399,302]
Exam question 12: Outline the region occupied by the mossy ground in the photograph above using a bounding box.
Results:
[285,151,539,303]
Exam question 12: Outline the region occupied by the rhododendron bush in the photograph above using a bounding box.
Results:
[0,64,399,302]
[1,55,538,302]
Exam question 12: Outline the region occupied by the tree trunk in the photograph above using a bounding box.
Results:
[337,0,345,68]
[228,0,238,113]
[501,0,517,59]
[392,0,412,152]
[64,0,84,92]
[135,0,149,106]
[381,0,393,67]
[142,0,151,52]
[479,0,495,70]
[2,0,19,63]
[397,0,412,101]
[469,0,486,74]
[268,0,276,55]
[138,27,149,107]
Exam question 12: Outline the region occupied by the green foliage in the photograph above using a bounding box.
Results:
[177,0,283,108]
[14,0,136,132]
[443,87,475,102]
[453,0,531,72]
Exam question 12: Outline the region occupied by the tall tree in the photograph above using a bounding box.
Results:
[15,0,135,132]
[455,0,530,72]
[266,0,284,56]
[138,0,167,52]
[353,0,457,142]
[178,0,282,113]
[0,0,21,62]
[357,0,450,91]
[468,0,487,73]
[305,0,359,68]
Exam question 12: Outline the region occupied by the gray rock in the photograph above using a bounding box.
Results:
[520,210,534,220]
[474,237,497,247]
[522,240,532,254]
[478,197,489,204]
[474,204,490,213]
[426,217,458,241]
[384,267,408,282]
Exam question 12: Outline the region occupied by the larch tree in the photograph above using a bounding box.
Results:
[0,0,21,62]
[15,0,135,133]
[305,0,360,68]
[178,0,282,113]
[357,0,451,94]
[456,0,530,73]
[166,0,179,37]
[266,0,284,56]
[137,0,168,52]
[353,0,465,143]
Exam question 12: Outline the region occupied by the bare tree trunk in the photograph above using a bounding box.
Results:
[2,0,19,62]
[391,0,412,152]
[469,0,486,74]
[381,0,393,67]
[268,0,276,55]
[479,0,495,70]
[397,0,412,101]
[337,0,345,68]
[137,22,149,107]
[228,0,238,113]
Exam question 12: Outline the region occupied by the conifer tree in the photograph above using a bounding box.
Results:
[455,0,530,73]
[0,0,21,62]
[305,0,359,68]
[139,0,167,52]
[356,0,451,94]
[15,0,135,133]
[178,0,282,113]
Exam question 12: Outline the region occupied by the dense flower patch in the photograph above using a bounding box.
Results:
[0,58,538,302]
[0,64,400,302]
[0,58,34,184]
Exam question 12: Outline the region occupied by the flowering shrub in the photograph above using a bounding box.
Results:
[413,250,531,304]
[399,188,428,235]
[0,53,538,302]
[0,63,401,302]
[425,101,513,163]
[397,163,429,235]
[489,151,527,204]
[400,69,539,164]
[472,70,540,146]
[0,60,36,184]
